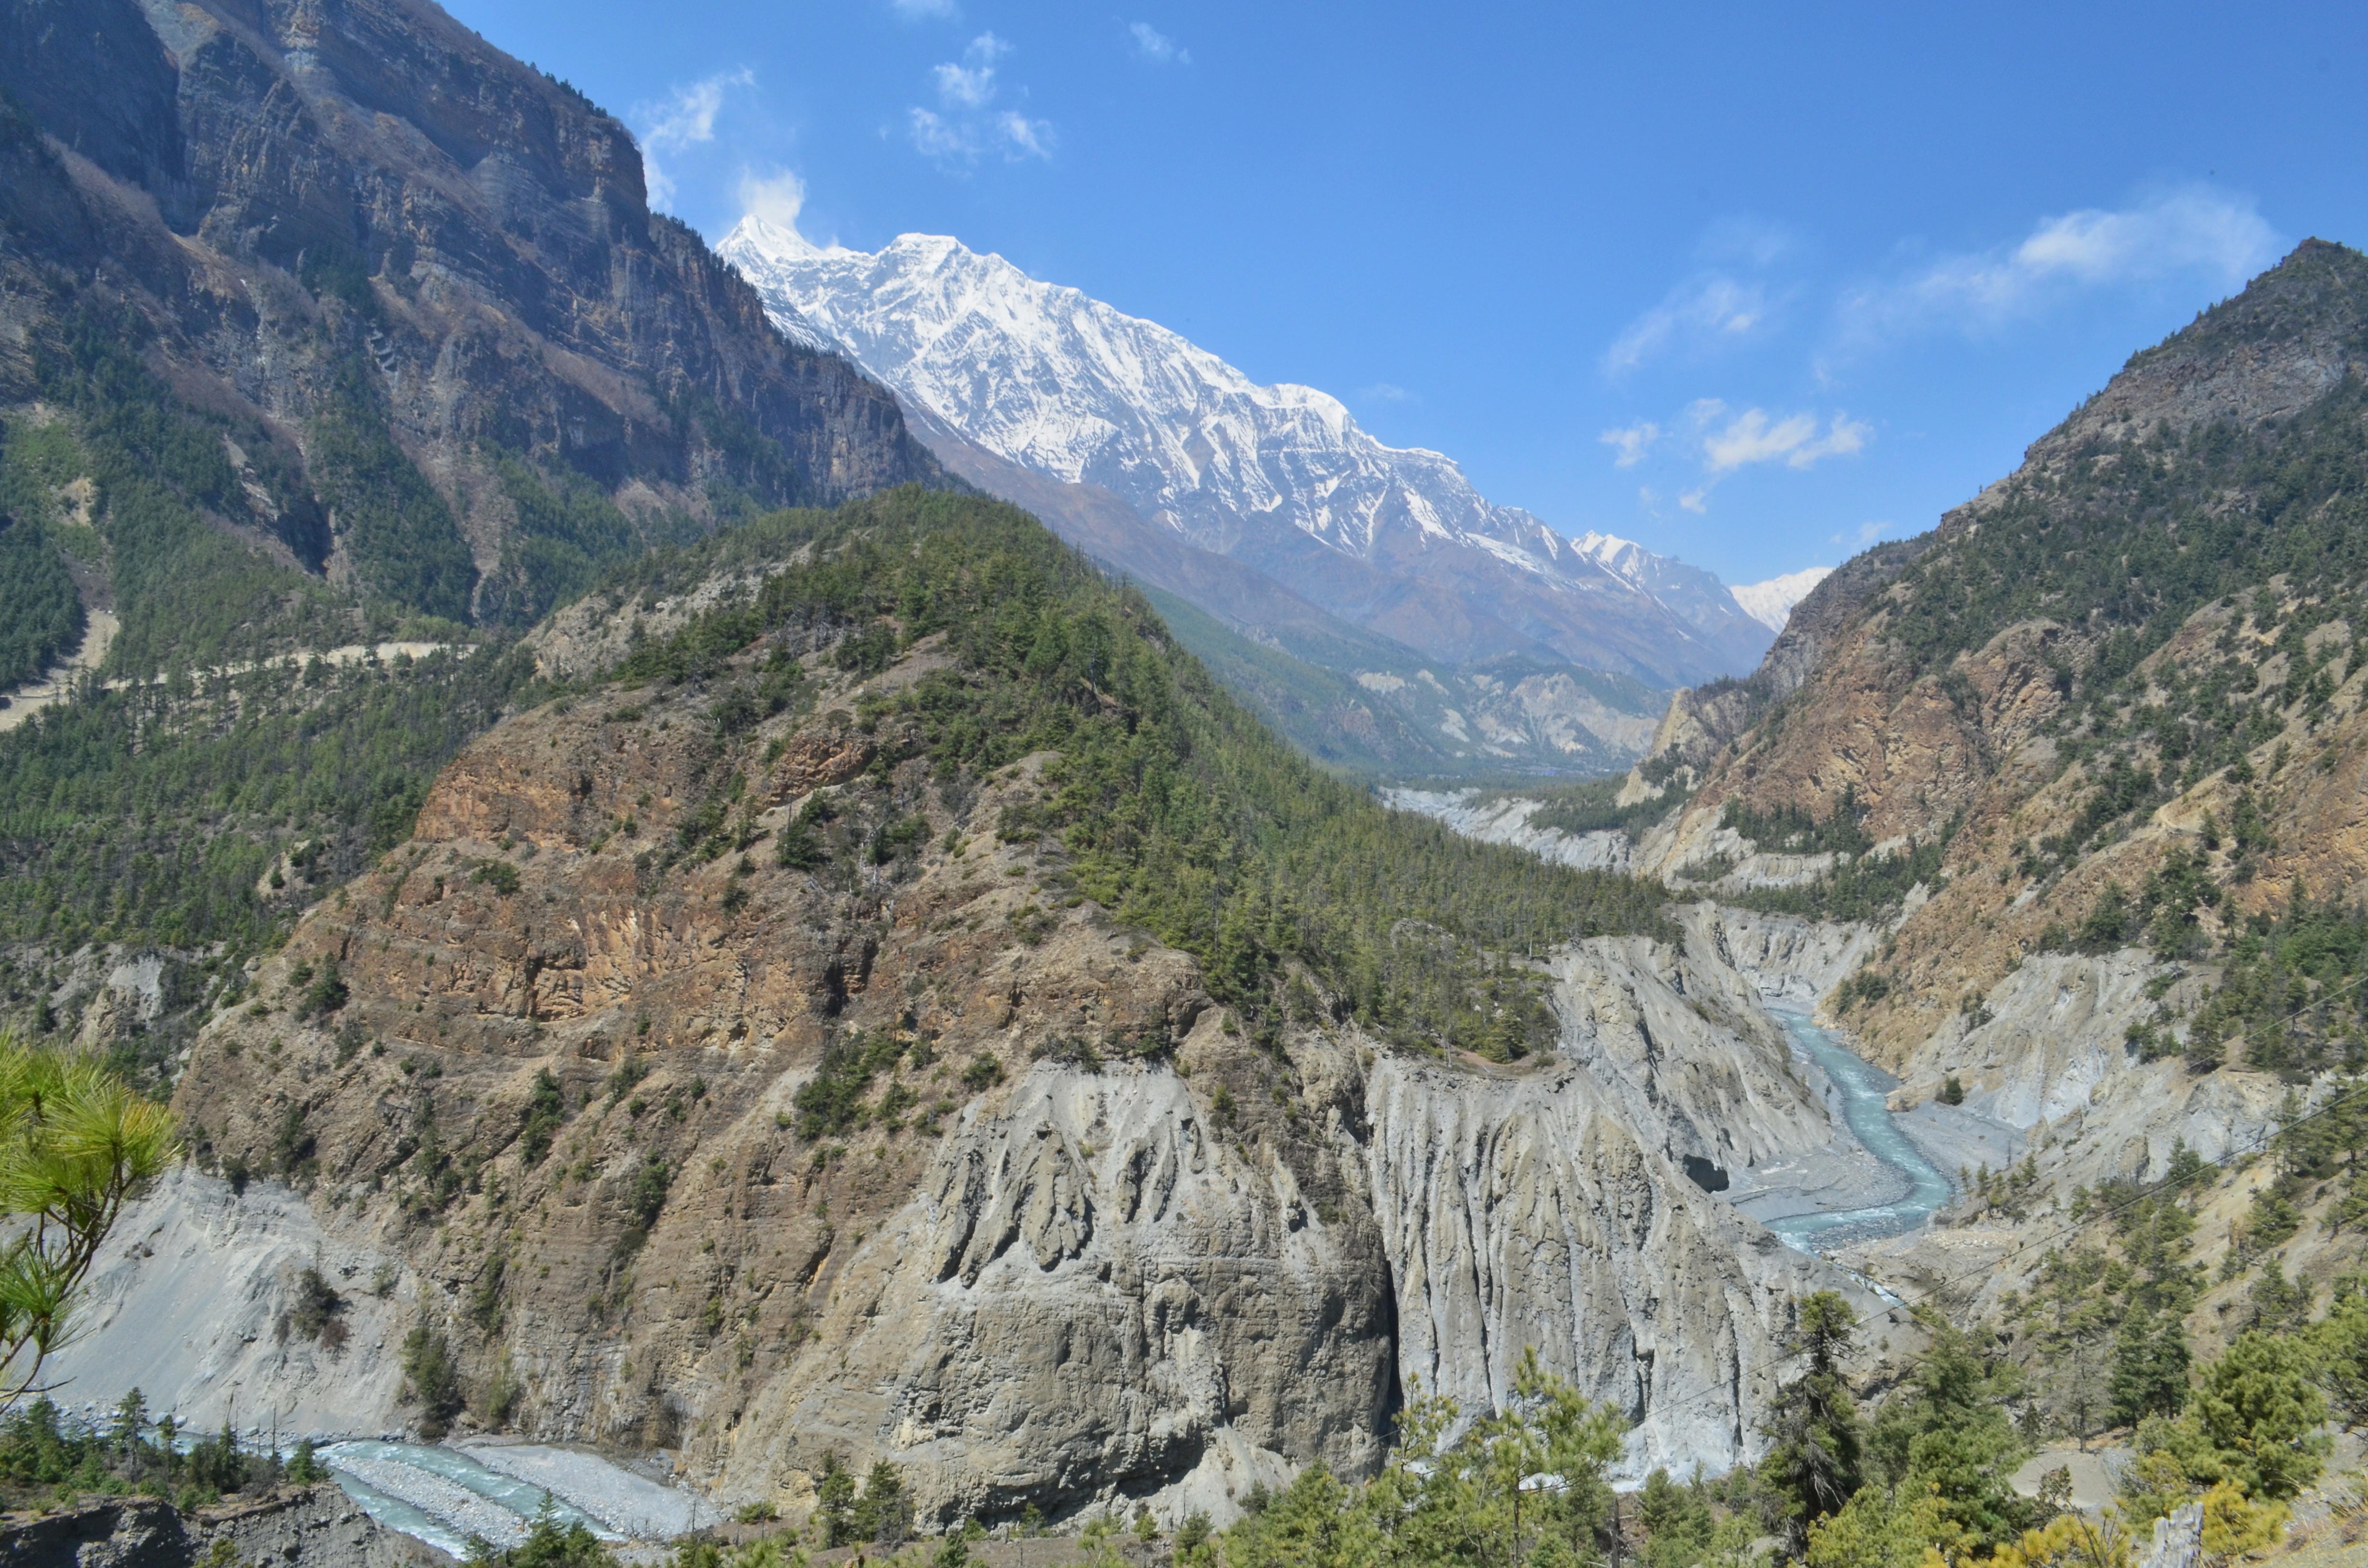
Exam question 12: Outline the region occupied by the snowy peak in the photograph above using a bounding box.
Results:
[1573,531,1656,590]
[718,217,1775,686]
[1728,567,1834,632]
[723,215,1438,556]
[730,213,834,261]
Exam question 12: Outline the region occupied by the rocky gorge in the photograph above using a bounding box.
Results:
[37,496,1939,1538]
[1397,243,2368,1417]
[10,0,2368,1551]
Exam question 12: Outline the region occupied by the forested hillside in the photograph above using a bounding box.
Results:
[139,482,1751,1526]
[1632,241,2368,952]
[1379,236,2368,1568]
[557,487,1672,1045]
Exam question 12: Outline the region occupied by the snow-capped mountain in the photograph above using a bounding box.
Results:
[1727,566,1834,632]
[718,217,1776,688]
[1570,530,1796,642]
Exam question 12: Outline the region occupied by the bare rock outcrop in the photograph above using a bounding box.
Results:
[44,1167,410,1436]
[1380,791,1635,874]
[0,1486,444,1568]
[1363,1051,1838,1476]
[713,1039,1394,1525]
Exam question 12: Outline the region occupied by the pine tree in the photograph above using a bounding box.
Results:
[1762,1291,1867,1552]
[813,1451,856,1547]
[2193,1331,2329,1499]
[1640,1465,1715,1568]
[2110,1311,2191,1426]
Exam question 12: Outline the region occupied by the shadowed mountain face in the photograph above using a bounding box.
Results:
[0,0,935,658]
[717,219,1776,693]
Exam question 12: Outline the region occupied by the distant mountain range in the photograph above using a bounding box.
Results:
[1727,566,1835,632]
[718,219,1824,775]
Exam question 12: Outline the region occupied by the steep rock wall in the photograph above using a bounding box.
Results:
[0,0,934,622]
[710,1033,1392,1525]
[1363,1051,1837,1477]
[0,1486,444,1568]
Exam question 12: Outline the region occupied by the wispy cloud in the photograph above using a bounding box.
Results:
[1360,382,1413,404]
[997,110,1053,159]
[1598,421,1662,468]
[634,68,752,211]
[737,169,810,233]
[1130,22,1190,63]
[908,109,966,159]
[1701,406,1869,473]
[933,32,1005,106]
[888,0,959,19]
[910,34,1052,164]
[1619,399,1869,514]
[1838,186,2282,345]
[1604,274,1769,374]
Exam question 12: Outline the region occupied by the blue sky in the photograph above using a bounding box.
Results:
[446,0,2367,588]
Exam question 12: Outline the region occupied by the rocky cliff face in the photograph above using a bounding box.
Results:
[0,1486,443,1568]
[66,543,1889,1528]
[1629,539,1925,786]
[0,0,933,637]
[1636,243,2368,1052]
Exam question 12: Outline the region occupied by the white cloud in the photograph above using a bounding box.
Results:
[634,68,752,211]
[1360,382,1413,404]
[911,35,1049,164]
[997,111,1054,159]
[1640,401,1869,513]
[1701,407,1868,473]
[1130,22,1190,63]
[908,107,969,159]
[931,33,1007,106]
[737,168,808,232]
[934,61,995,106]
[1599,421,1661,468]
[1840,186,2283,343]
[1604,274,1768,373]
[889,0,959,18]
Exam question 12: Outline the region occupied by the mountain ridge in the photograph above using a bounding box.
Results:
[716,215,1780,691]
